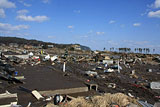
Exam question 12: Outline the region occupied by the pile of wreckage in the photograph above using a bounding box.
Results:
[0,49,160,107]
[0,51,58,106]
[45,93,160,107]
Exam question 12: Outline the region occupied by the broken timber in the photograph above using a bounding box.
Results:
[0,92,18,107]
[31,90,44,100]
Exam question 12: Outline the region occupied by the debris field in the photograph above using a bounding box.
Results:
[0,45,160,107]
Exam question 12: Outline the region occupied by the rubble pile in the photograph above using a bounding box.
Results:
[0,44,160,107]
[60,93,136,107]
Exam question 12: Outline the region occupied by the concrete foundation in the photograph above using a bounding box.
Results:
[40,87,88,96]
[85,82,98,91]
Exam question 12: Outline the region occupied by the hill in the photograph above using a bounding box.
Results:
[0,36,91,51]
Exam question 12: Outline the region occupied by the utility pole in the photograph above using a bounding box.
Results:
[63,61,66,72]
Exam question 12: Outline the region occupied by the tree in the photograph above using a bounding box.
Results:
[110,48,112,51]
[146,48,150,54]
[112,47,114,51]
[153,49,155,53]
[110,47,114,51]
[134,48,137,53]
[138,48,142,53]
[143,48,146,54]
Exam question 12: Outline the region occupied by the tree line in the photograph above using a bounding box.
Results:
[104,47,155,54]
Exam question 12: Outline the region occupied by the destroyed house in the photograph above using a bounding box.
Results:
[33,45,43,49]
[9,43,19,48]
[24,45,33,49]
[47,45,54,48]
[72,44,81,50]
[111,55,121,59]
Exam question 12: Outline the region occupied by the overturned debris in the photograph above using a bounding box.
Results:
[150,82,160,90]
[56,93,138,107]
[31,90,44,100]
[0,91,18,107]
[85,71,98,77]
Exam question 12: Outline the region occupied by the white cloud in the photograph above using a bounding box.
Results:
[87,30,93,34]
[17,15,49,22]
[0,30,30,37]
[134,41,149,45]
[48,36,55,39]
[0,0,16,8]
[96,32,105,35]
[0,8,5,18]
[23,3,31,7]
[133,23,141,27]
[15,32,30,37]
[107,40,118,46]
[18,0,31,7]
[123,40,149,45]
[16,10,49,22]
[109,20,116,24]
[153,0,160,8]
[122,40,150,48]
[0,22,29,31]
[107,40,151,48]
[141,9,151,16]
[74,10,80,14]
[68,25,74,29]
[0,0,16,18]
[148,10,160,18]
[42,0,50,4]
[17,9,28,15]
[80,35,88,38]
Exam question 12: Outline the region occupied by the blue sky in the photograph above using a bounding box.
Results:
[0,0,160,53]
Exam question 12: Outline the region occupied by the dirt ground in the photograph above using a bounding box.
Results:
[59,61,160,104]
[15,65,86,91]
[15,60,160,105]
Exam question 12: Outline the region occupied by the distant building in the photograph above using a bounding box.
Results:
[9,43,19,48]
[104,56,110,60]
[72,44,81,50]
[24,45,33,49]
[47,45,54,48]
[33,45,42,49]
[94,51,100,54]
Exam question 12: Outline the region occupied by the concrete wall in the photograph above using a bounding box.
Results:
[40,87,88,96]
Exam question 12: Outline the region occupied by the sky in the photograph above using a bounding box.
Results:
[0,0,160,53]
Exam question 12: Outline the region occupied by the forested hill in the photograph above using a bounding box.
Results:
[0,36,91,50]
